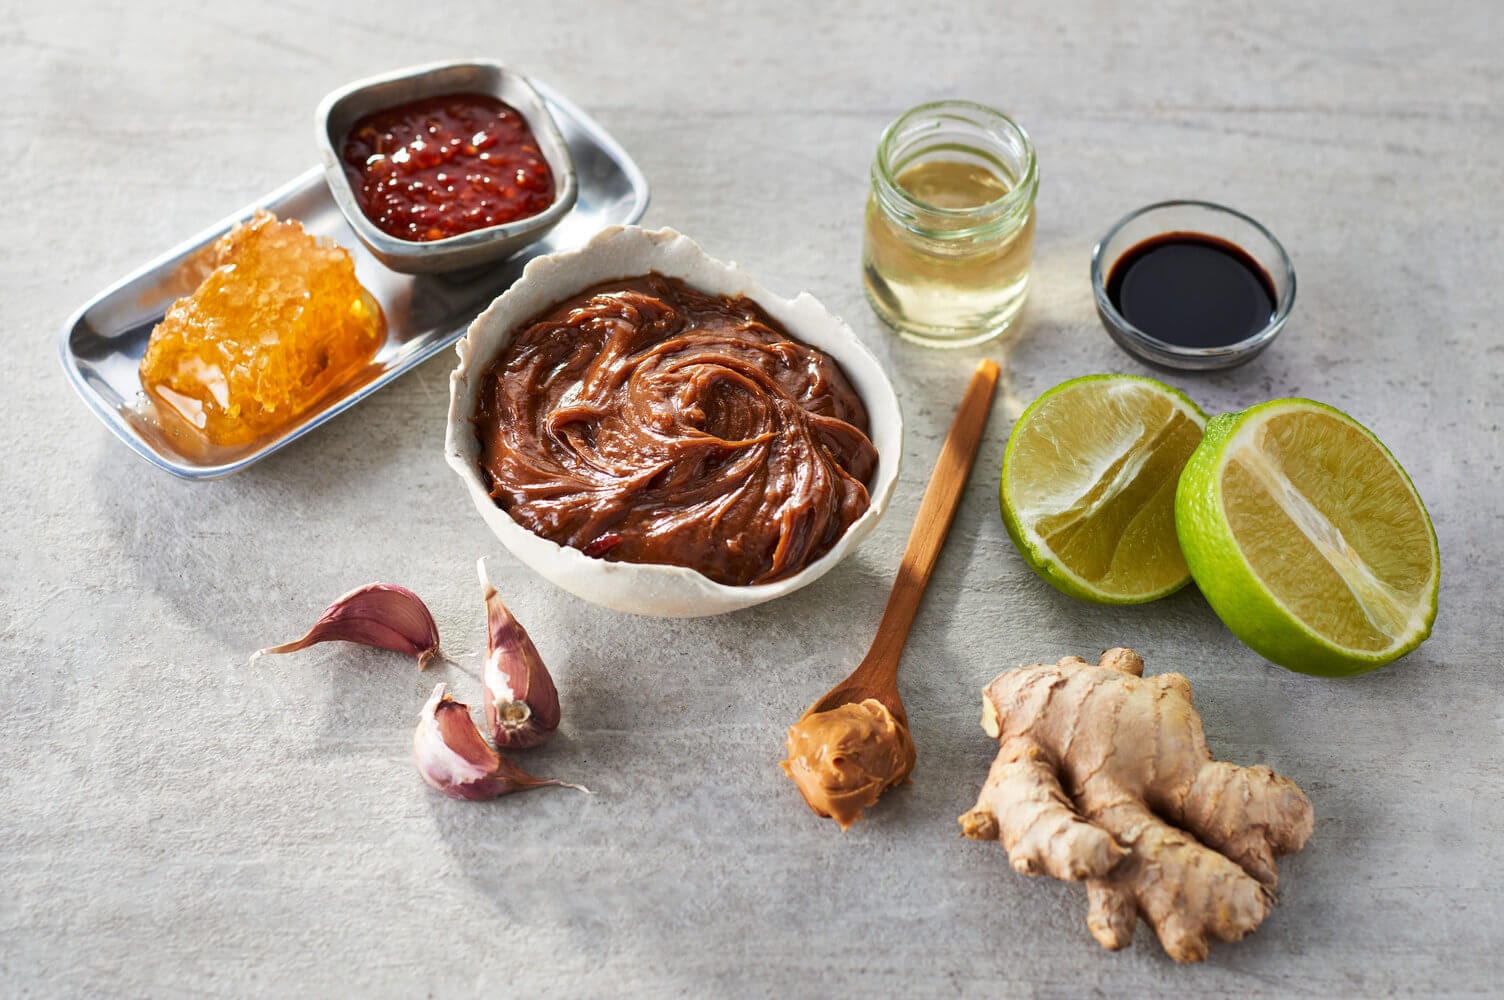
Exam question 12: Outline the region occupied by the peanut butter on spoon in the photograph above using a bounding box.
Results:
[783,360,999,829]
[783,699,915,829]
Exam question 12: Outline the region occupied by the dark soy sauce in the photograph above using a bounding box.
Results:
[1106,233,1277,348]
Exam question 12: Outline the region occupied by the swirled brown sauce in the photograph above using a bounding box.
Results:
[474,274,877,586]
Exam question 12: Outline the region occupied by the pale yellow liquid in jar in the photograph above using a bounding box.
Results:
[863,159,1035,347]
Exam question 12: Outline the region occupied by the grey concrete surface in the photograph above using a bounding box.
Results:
[3,1,1501,996]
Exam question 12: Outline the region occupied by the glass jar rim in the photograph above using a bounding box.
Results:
[872,100,1038,227]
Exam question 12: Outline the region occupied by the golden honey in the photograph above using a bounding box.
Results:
[139,211,385,446]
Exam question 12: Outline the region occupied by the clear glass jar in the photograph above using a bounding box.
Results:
[862,101,1038,348]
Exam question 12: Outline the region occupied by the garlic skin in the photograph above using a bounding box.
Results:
[255,583,441,669]
[478,558,561,749]
[413,683,584,800]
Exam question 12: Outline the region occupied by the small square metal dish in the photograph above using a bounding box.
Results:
[59,77,648,480]
[317,60,579,274]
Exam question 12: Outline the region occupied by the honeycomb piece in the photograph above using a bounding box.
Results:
[139,210,386,446]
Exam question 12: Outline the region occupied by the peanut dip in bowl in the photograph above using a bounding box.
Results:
[445,226,903,617]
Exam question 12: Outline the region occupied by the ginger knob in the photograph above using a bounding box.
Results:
[959,648,1314,963]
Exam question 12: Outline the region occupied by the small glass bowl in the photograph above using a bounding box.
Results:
[1090,201,1296,370]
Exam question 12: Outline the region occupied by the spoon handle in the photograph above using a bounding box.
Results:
[862,359,1000,673]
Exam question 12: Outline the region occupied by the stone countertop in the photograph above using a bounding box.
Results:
[4,1,1500,995]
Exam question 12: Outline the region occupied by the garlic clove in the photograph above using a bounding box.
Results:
[413,683,586,800]
[478,558,561,749]
[254,583,441,669]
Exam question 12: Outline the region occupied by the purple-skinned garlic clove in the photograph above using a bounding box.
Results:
[254,583,441,669]
[478,558,561,749]
[413,683,585,800]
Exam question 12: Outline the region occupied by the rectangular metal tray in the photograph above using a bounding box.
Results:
[58,81,649,479]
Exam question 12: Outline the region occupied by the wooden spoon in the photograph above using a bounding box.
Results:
[801,358,1001,728]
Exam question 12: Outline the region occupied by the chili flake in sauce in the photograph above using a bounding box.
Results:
[341,93,556,243]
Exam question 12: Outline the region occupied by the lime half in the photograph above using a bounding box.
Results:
[1001,375,1207,604]
[1175,399,1439,676]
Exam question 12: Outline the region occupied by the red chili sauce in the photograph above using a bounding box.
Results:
[340,93,556,243]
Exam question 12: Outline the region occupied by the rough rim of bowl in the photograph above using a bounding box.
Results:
[444,225,904,618]
[315,58,578,274]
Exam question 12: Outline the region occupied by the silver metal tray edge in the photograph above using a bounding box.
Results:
[59,81,649,480]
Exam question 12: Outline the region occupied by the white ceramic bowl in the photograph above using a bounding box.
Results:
[445,226,903,617]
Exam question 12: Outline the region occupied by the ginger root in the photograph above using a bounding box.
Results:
[958,649,1313,962]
